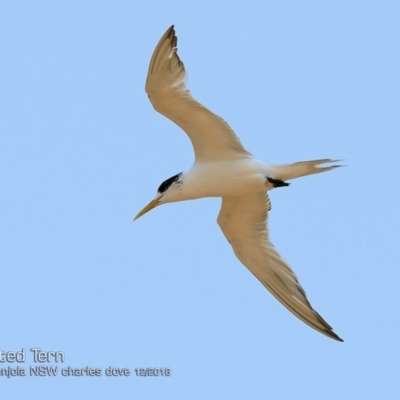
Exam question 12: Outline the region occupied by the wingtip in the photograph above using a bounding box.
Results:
[166,24,175,39]
[327,330,344,342]
[313,310,344,342]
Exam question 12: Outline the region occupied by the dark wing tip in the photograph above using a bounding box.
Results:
[330,332,344,342]
[313,310,344,342]
[325,327,344,342]
[165,25,176,42]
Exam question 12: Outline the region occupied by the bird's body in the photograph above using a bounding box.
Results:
[163,158,272,201]
[135,25,343,342]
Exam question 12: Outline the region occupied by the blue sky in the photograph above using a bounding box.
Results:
[1,1,399,399]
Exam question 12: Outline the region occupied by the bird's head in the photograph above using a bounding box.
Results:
[134,172,183,220]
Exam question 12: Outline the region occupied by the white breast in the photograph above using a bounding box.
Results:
[180,158,272,200]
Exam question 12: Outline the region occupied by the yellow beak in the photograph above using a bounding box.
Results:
[134,198,162,221]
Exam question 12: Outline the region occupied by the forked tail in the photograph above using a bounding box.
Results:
[271,159,342,182]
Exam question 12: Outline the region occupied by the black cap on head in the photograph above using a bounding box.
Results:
[157,173,182,194]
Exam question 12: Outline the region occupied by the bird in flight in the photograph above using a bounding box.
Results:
[135,25,343,342]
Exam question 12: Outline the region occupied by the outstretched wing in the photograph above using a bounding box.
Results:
[146,26,251,162]
[217,192,343,341]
